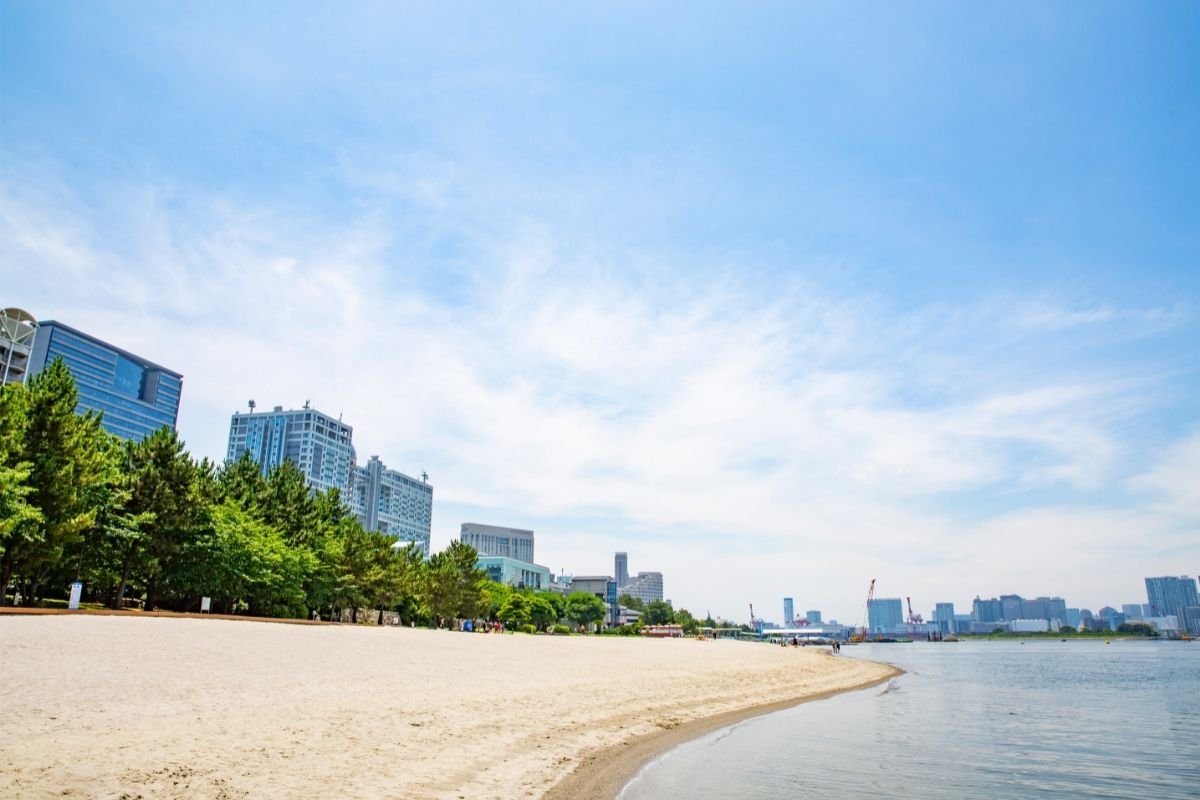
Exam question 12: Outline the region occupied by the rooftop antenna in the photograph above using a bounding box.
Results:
[421,470,428,483]
[248,399,256,413]
[303,399,310,410]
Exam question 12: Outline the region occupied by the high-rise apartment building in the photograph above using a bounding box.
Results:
[0,308,38,385]
[868,598,904,632]
[615,552,629,588]
[1145,576,1200,622]
[28,320,182,441]
[351,455,433,555]
[621,572,664,605]
[460,523,534,563]
[226,404,356,494]
[805,610,822,625]
[783,597,794,626]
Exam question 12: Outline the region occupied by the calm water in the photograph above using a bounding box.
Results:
[620,640,1200,799]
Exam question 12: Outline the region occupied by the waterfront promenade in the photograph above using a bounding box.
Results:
[1,615,895,799]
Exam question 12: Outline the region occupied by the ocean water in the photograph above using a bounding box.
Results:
[620,640,1200,799]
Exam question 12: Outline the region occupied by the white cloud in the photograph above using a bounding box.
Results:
[1129,430,1200,520]
[3,169,1196,621]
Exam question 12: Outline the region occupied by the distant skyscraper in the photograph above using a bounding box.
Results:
[621,572,664,605]
[615,552,629,588]
[1022,596,1068,624]
[1144,576,1200,622]
[933,602,956,634]
[29,320,182,441]
[868,598,904,632]
[227,403,356,494]
[351,455,432,555]
[0,308,38,385]
[1121,603,1145,619]
[1180,607,1200,636]
[999,594,1024,621]
[805,609,822,625]
[783,598,794,625]
[460,523,534,563]
[972,597,1003,623]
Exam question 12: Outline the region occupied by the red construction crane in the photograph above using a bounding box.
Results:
[852,579,876,642]
[906,596,924,625]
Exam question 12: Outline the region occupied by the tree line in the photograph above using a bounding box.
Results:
[0,359,608,629]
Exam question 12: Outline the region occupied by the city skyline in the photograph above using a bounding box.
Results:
[4,3,1198,622]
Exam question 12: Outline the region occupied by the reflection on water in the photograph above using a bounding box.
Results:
[620,640,1200,800]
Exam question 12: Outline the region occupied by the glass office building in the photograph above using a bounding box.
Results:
[27,321,183,441]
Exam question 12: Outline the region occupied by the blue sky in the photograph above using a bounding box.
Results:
[3,2,1197,622]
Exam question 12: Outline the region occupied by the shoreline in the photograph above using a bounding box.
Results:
[3,616,901,799]
[544,655,903,800]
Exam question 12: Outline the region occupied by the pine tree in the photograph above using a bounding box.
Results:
[0,359,109,603]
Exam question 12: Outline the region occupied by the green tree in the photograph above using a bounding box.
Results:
[425,540,485,624]
[527,593,559,631]
[0,359,110,603]
[498,592,531,629]
[217,450,268,511]
[374,541,425,624]
[0,385,41,585]
[675,607,698,634]
[644,599,675,625]
[618,593,645,611]
[261,460,316,547]
[565,591,607,630]
[331,519,377,622]
[479,579,513,622]
[123,427,208,610]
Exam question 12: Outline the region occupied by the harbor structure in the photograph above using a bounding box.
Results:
[28,320,182,441]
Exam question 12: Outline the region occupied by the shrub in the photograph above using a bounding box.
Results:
[520,623,537,634]
[552,624,571,635]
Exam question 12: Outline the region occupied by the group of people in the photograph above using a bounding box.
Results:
[779,636,842,653]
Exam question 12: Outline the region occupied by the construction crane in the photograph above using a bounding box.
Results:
[851,579,876,643]
[906,596,924,625]
[749,603,762,633]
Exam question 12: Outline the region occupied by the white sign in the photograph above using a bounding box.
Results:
[200,596,211,613]
[68,581,83,610]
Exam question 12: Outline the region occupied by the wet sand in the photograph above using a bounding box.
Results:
[1,615,896,799]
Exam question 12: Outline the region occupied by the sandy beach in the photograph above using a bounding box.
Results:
[1,616,897,799]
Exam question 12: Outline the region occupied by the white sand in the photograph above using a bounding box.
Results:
[0,616,894,799]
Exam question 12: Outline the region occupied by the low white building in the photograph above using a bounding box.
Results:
[1009,618,1053,633]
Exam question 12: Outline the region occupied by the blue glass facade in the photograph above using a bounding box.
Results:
[27,321,183,441]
